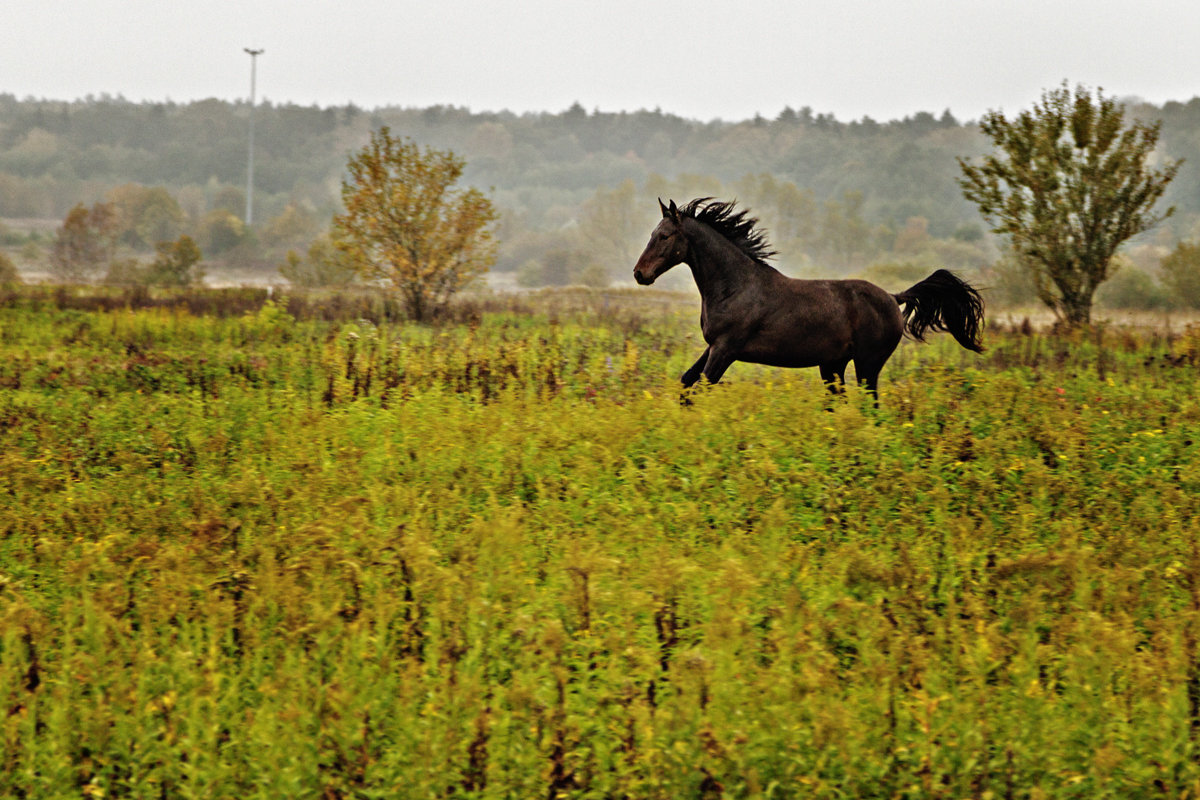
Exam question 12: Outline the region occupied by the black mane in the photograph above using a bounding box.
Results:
[681,198,777,265]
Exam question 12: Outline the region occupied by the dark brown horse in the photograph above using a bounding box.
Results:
[633,198,983,398]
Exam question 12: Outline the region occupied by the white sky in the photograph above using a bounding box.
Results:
[4,0,1199,123]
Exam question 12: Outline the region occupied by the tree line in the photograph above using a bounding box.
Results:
[3,91,1200,313]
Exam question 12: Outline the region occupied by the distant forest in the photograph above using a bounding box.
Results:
[3,93,1200,291]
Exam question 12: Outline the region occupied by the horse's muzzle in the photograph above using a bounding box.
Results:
[634,270,654,286]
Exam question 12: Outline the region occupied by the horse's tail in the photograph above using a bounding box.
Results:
[893,269,984,352]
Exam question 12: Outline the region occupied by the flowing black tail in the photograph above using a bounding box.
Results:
[894,269,985,352]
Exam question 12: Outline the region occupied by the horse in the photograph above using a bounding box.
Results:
[633,198,984,400]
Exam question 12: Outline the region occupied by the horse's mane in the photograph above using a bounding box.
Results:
[681,198,777,266]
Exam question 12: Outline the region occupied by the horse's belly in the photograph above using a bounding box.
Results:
[735,315,851,367]
[739,342,840,369]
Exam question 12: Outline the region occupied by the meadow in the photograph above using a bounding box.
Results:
[1,286,1199,798]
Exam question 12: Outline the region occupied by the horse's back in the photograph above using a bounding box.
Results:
[789,277,903,342]
[736,276,901,368]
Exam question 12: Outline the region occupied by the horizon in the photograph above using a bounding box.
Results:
[6,89,1199,128]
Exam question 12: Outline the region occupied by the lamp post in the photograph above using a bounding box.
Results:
[244,48,264,227]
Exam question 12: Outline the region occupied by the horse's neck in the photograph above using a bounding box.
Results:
[685,221,769,300]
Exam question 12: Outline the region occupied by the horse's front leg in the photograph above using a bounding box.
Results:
[701,343,737,384]
[680,347,710,387]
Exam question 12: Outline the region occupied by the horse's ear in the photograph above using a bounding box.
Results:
[659,198,670,218]
[668,199,679,220]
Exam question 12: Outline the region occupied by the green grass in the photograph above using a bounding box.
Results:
[1,290,1199,798]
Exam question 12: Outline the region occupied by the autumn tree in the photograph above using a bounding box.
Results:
[49,202,119,282]
[145,235,204,287]
[333,127,497,321]
[958,83,1179,326]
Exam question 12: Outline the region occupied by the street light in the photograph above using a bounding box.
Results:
[244,48,264,227]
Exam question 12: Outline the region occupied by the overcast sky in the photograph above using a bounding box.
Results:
[4,0,1199,123]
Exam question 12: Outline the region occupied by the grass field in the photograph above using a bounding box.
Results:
[1,286,1199,798]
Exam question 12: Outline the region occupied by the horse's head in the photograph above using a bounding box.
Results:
[633,199,688,285]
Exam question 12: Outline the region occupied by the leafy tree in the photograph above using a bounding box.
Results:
[1160,239,1200,309]
[49,201,118,282]
[333,127,497,321]
[958,83,1180,326]
[196,210,247,255]
[145,235,204,287]
[106,184,185,249]
[104,235,204,287]
[278,234,357,288]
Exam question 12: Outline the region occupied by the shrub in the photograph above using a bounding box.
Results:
[1160,239,1200,309]
[0,250,19,283]
[278,235,357,288]
[980,248,1040,307]
[1096,261,1169,309]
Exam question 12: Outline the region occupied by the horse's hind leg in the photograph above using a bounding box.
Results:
[858,368,882,407]
[853,350,896,408]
